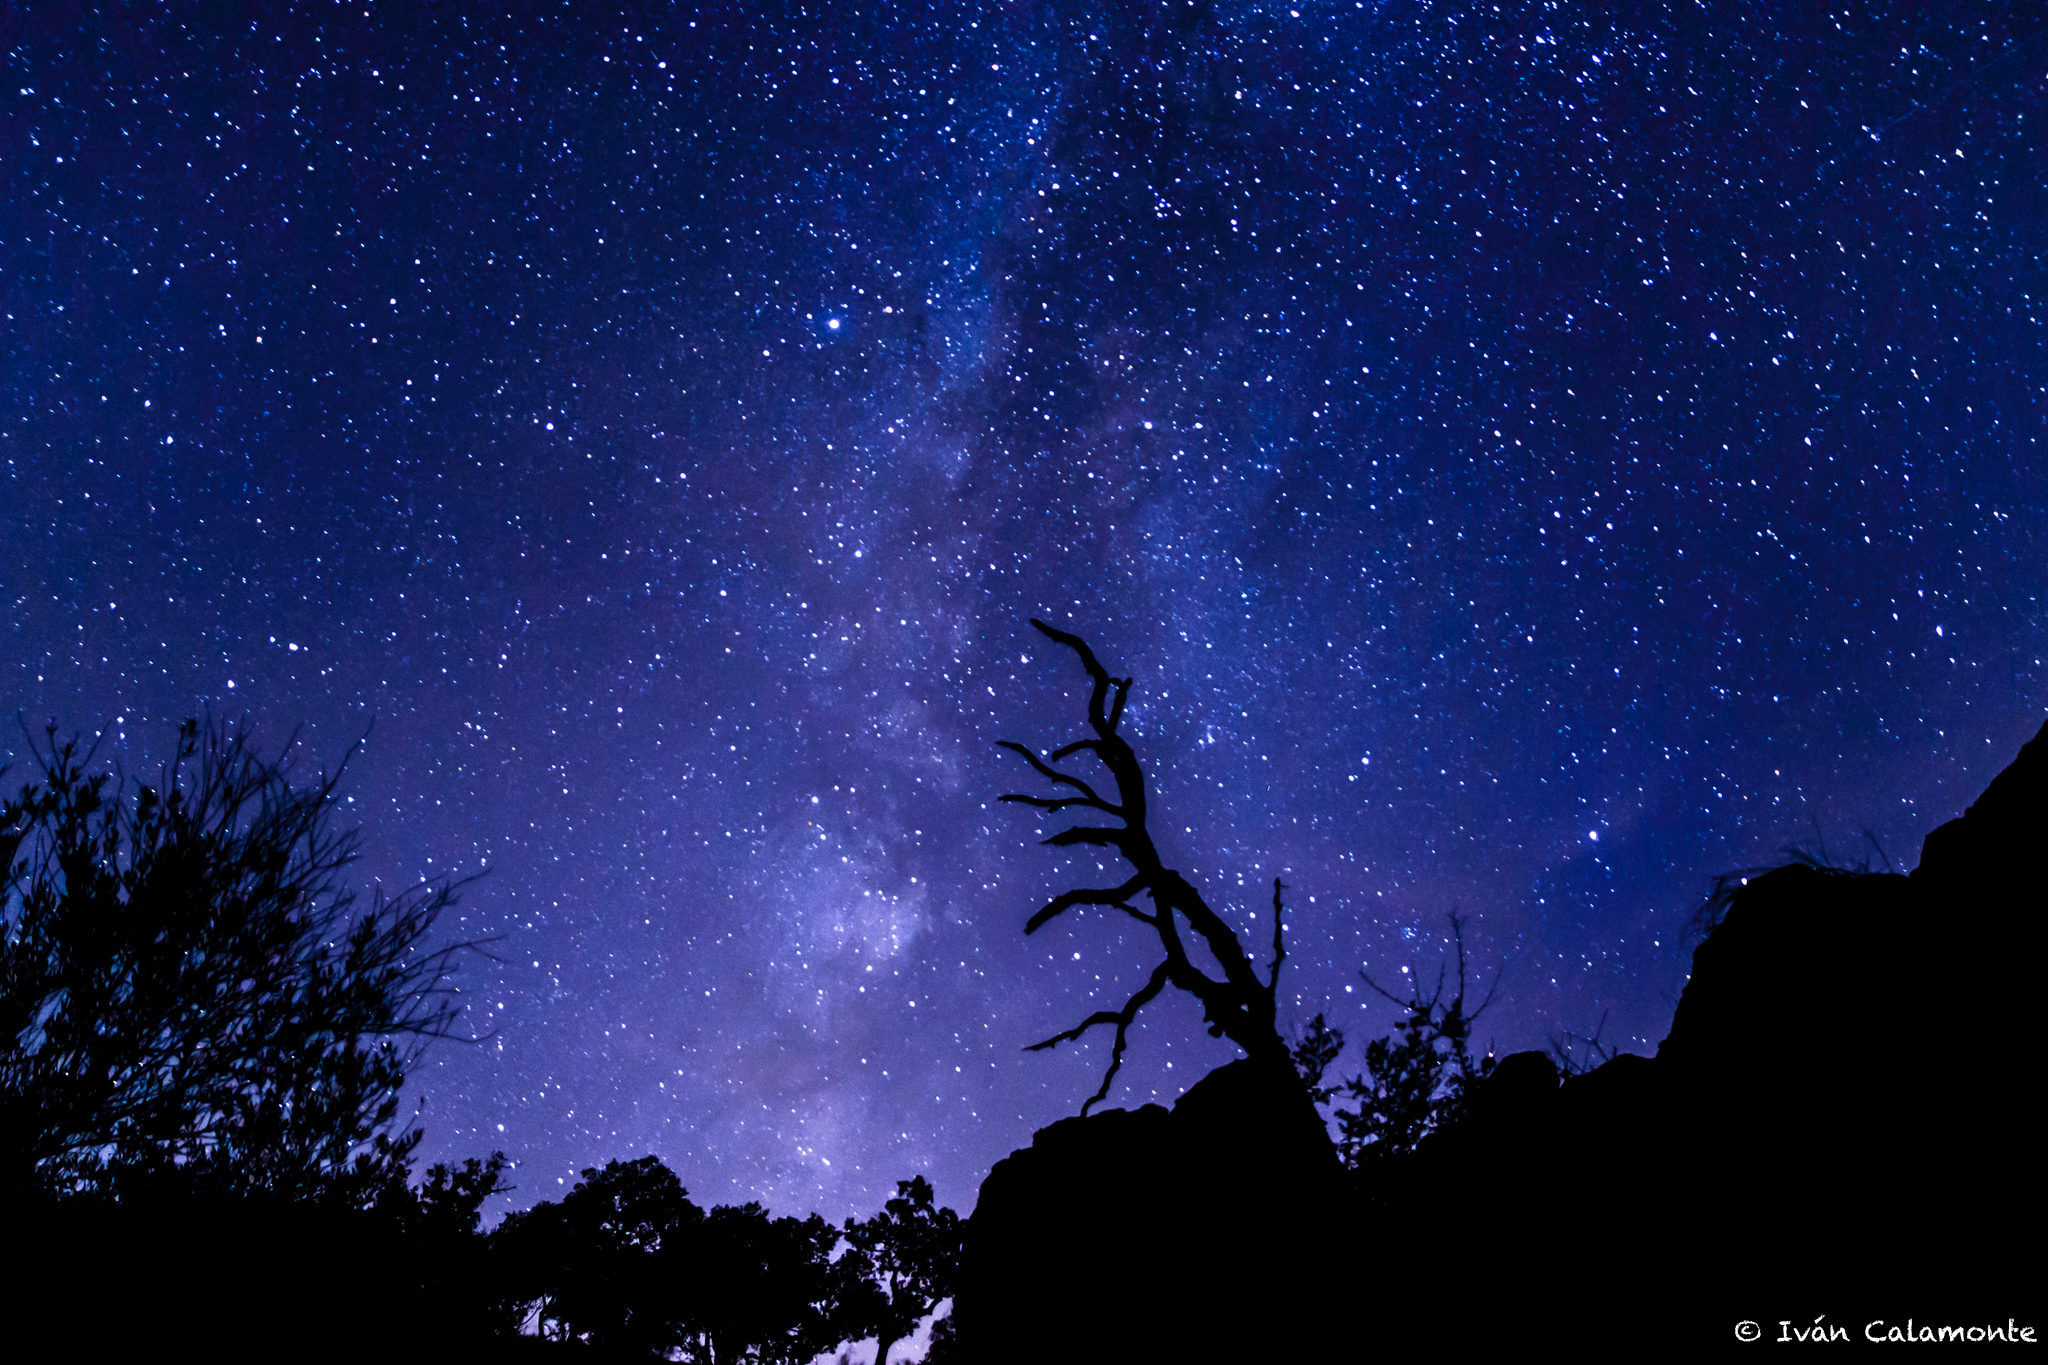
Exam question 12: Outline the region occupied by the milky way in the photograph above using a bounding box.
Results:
[6,1,2043,1223]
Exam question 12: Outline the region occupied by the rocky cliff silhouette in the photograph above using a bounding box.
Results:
[951,721,2044,1357]
[953,1052,1341,1362]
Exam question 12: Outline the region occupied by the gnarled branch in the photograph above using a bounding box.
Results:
[1024,876,1148,934]
[1041,825,1133,852]
[999,622,1294,1113]
[1025,960,1173,1115]
[1026,619,1129,739]
[1358,911,1500,1039]
[997,793,1119,817]
[994,741,1114,810]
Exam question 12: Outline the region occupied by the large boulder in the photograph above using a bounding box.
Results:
[950,1055,1341,1363]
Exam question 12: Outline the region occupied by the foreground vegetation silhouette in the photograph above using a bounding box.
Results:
[0,718,471,1203]
[2,718,522,1354]
[493,1157,959,1362]
[2,720,961,1361]
[10,640,2037,1358]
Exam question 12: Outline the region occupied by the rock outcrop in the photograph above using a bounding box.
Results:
[951,720,2043,1356]
[950,1055,1342,1362]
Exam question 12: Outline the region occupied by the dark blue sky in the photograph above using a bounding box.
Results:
[6,0,2043,1224]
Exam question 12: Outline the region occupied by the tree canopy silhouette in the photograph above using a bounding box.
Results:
[492,1153,924,1362]
[0,718,475,1201]
[493,1154,703,1352]
[843,1174,962,1365]
[683,1201,854,1365]
[1000,619,1294,1110]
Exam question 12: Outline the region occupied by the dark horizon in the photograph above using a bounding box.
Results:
[5,0,2043,1226]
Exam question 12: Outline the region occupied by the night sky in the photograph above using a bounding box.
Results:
[6,1,2044,1225]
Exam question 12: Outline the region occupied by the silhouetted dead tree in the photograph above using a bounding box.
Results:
[1000,620,1291,1112]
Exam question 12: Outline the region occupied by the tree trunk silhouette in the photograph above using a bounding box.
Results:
[1000,619,1292,1110]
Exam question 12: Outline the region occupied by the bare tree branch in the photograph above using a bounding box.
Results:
[1025,960,1173,1115]
[1548,1008,1617,1078]
[1108,901,1161,928]
[996,794,1120,816]
[1040,826,1134,851]
[1026,619,1126,736]
[994,741,1112,809]
[1024,876,1148,934]
[1105,683,1130,734]
[999,623,1294,1112]
[1359,911,1497,1024]
[1047,738,1108,764]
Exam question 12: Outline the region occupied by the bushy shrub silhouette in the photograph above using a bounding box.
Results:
[0,718,475,1202]
[1329,912,1498,1169]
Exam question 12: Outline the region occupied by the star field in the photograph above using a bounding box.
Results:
[5,1,2044,1224]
